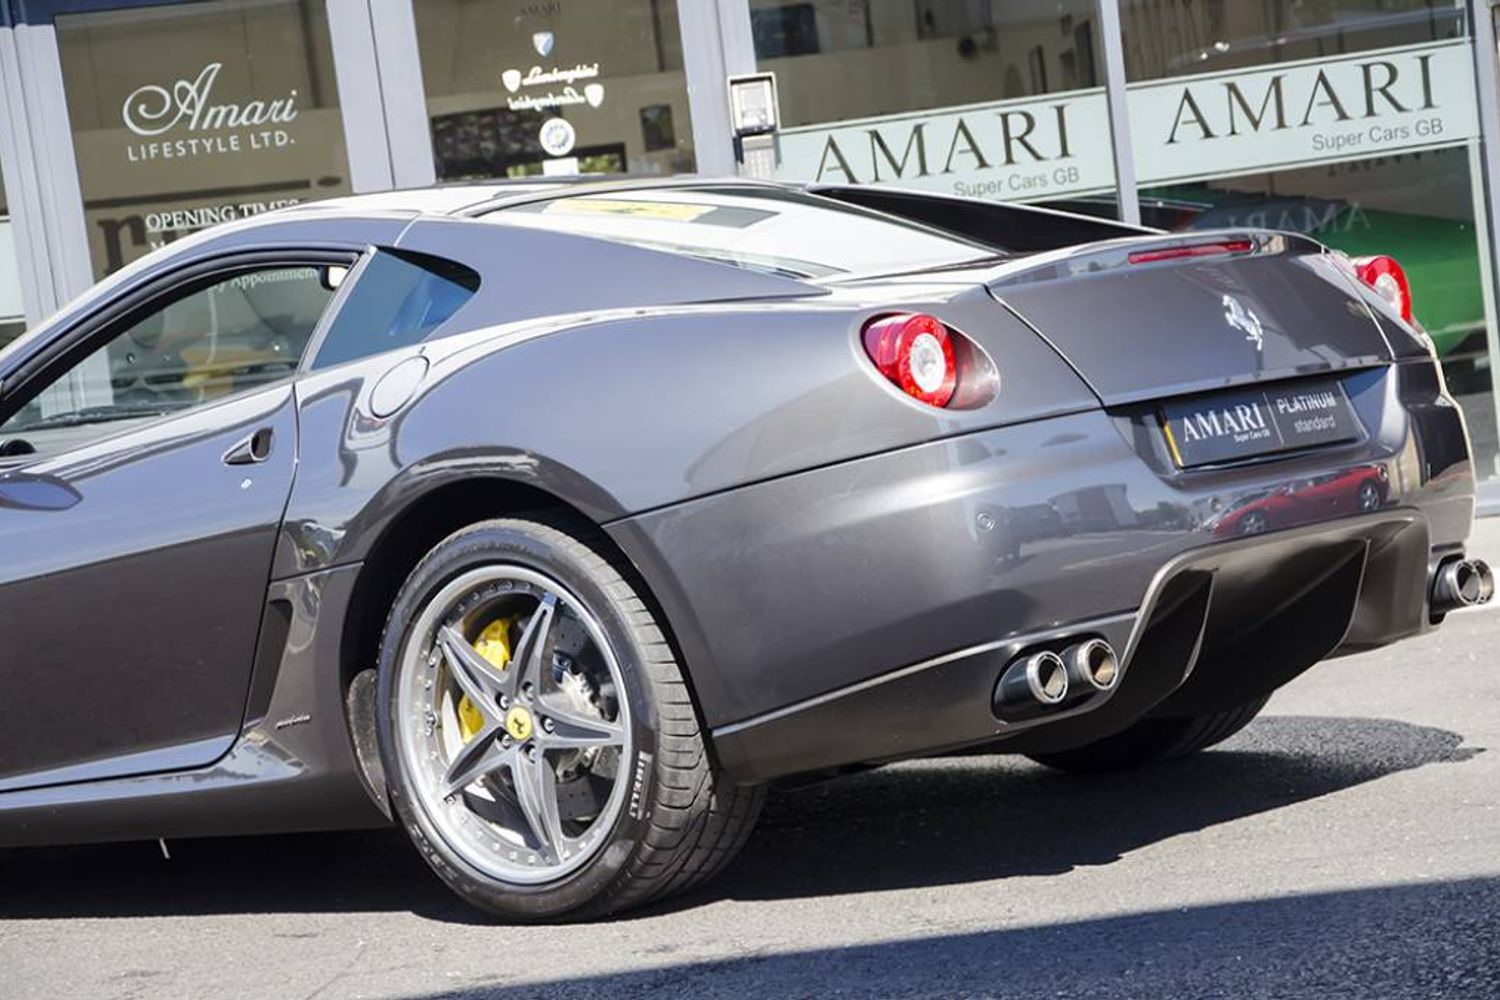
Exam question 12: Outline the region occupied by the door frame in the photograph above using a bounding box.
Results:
[0,247,362,439]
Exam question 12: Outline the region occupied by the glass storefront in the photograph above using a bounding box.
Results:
[55,0,352,279]
[0,167,23,347]
[755,0,1103,125]
[4,0,1500,488]
[414,0,694,181]
[757,0,1115,209]
[1119,0,1496,472]
[752,0,1497,480]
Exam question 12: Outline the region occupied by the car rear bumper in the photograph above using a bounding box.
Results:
[710,510,1436,782]
[608,360,1475,783]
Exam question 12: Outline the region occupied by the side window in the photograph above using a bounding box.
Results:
[0,264,340,456]
[312,250,479,370]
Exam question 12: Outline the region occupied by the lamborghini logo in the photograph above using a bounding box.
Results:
[1223,294,1265,352]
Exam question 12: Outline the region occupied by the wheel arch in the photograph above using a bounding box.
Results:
[336,474,721,802]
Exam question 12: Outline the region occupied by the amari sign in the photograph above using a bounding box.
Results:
[1133,39,1478,186]
[777,40,1478,201]
[777,88,1115,201]
[121,62,301,161]
[57,0,354,282]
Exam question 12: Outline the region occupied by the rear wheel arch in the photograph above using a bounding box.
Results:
[336,476,718,804]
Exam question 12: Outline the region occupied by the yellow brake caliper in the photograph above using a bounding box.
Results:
[457,617,515,743]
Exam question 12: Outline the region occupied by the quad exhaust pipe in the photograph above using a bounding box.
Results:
[993,639,1119,721]
[1062,638,1120,696]
[1431,558,1495,616]
[994,651,1068,721]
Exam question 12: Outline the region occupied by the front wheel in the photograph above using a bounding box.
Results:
[1026,695,1271,774]
[376,516,763,921]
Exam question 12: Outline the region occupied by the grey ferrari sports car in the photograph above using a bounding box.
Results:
[0,178,1490,920]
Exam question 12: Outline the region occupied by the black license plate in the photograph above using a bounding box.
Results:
[1161,380,1363,469]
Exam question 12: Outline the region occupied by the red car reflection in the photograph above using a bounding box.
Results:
[1212,467,1389,536]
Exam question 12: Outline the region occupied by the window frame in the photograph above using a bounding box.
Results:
[297,247,377,373]
[0,247,361,441]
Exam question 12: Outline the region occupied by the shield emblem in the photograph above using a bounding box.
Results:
[501,68,522,93]
[532,31,555,57]
[584,83,605,108]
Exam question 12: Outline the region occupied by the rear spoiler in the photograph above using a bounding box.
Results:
[982,230,1329,290]
[809,184,1159,253]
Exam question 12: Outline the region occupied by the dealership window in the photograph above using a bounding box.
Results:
[414,0,694,181]
[760,0,1116,212]
[1119,0,1497,475]
[0,169,24,348]
[55,0,353,280]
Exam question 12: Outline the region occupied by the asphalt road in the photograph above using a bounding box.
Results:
[4,524,1500,1000]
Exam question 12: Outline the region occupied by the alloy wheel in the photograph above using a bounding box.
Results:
[395,566,632,884]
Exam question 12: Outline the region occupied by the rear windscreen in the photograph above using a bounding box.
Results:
[487,186,998,279]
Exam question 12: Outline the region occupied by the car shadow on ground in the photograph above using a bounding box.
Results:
[409,876,1500,998]
[0,715,1479,921]
[682,714,1482,909]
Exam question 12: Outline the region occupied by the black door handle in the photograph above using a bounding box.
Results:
[223,427,274,466]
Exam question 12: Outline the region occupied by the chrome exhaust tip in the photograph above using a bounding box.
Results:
[1472,559,1495,605]
[1432,558,1494,614]
[1063,639,1119,694]
[993,651,1069,720]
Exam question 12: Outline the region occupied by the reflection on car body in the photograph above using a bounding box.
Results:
[0,178,1485,921]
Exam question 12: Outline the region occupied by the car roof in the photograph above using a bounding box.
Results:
[281,176,793,221]
[285,181,561,217]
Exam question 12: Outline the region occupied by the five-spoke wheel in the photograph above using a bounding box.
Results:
[377,516,764,920]
[397,568,630,883]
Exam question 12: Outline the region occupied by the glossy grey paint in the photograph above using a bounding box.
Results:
[273,280,1100,580]
[0,180,1478,842]
[0,566,386,845]
[0,217,404,796]
[609,360,1471,733]
[711,510,1432,782]
[0,387,299,782]
[985,233,1393,404]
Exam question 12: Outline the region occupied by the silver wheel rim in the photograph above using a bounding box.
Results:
[395,565,633,884]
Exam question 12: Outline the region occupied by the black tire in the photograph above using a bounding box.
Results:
[1026,695,1271,774]
[375,515,764,921]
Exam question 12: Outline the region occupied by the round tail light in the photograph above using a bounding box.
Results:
[861,313,958,408]
[1353,255,1413,323]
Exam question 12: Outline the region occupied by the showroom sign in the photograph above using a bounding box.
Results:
[778,39,1477,201]
[121,62,301,162]
[1133,39,1477,186]
[777,89,1114,200]
[55,4,354,281]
